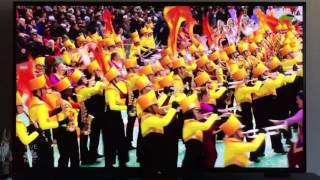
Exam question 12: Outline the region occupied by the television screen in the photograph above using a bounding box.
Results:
[14,2,305,174]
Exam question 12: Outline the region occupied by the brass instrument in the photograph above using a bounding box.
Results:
[64,106,78,133]
[79,102,94,135]
[243,125,287,139]
[128,90,137,117]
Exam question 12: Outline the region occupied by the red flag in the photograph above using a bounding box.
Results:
[265,14,279,32]
[202,14,214,47]
[93,43,109,75]
[102,9,115,36]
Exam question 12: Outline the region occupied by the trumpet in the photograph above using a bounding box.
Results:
[242,124,287,139]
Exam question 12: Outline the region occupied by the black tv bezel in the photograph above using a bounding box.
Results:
[12,1,306,177]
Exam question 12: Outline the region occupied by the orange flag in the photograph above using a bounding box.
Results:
[164,6,197,56]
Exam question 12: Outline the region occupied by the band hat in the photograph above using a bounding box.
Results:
[232,68,247,81]
[267,56,281,70]
[280,44,293,56]
[68,68,83,84]
[137,90,157,111]
[238,42,249,54]
[158,73,174,88]
[76,34,86,43]
[189,44,198,54]
[208,51,220,61]
[172,58,186,69]
[252,63,268,77]
[196,55,210,68]
[105,66,120,82]
[124,57,137,69]
[219,114,244,136]
[54,77,71,92]
[135,75,151,91]
[225,44,237,55]
[249,42,258,52]
[160,55,171,66]
[194,71,211,87]
[220,51,229,61]
[152,62,164,74]
[34,57,45,66]
[114,35,122,43]
[180,93,200,113]
[139,64,153,75]
[104,37,115,47]
[64,39,76,49]
[29,75,47,91]
[87,60,100,73]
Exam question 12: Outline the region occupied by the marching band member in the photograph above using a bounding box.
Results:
[158,74,186,175]
[137,89,177,176]
[85,60,106,162]
[104,66,129,168]
[69,68,105,165]
[233,68,262,162]
[220,114,266,168]
[252,63,286,158]
[208,50,225,84]
[53,77,80,167]
[28,75,59,168]
[180,94,220,171]
[194,72,220,168]
[114,35,126,59]
[123,57,140,149]
[129,31,141,59]
[140,26,156,52]
[15,91,39,169]
[172,58,194,95]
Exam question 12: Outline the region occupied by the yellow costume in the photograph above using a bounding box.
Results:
[16,118,39,145]
[138,90,177,137]
[182,114,219,143]
[29,96,59,130]
[220,114,266,167]
[234,81,262,104]
[223,134,266,167]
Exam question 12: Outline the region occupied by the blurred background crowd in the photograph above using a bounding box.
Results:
[15,5,303,63]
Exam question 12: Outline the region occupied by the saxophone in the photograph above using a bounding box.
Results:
[65,106,78,132]
[79,102,94,135]
[128,90,137,117]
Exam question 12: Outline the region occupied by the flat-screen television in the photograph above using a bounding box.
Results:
[13,1,305,176]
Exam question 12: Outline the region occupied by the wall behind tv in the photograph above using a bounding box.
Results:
[1,0,319,175]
